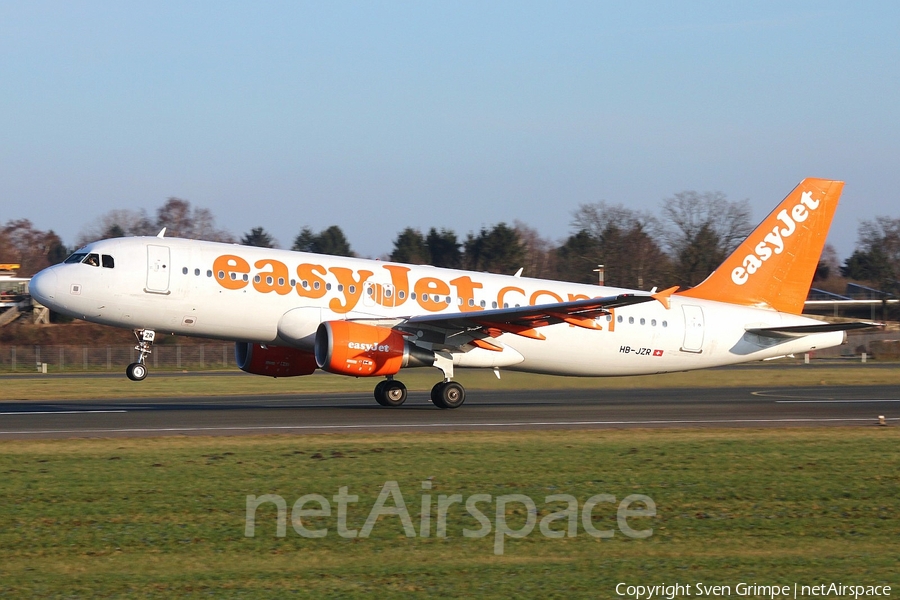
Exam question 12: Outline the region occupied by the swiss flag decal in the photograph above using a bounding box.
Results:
[652,349,664,357]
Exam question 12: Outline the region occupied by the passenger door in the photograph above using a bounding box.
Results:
[681,305,704,353]
[146,245,171,294]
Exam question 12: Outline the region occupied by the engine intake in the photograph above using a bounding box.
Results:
[315,321,434,377]
[235,343,318,377]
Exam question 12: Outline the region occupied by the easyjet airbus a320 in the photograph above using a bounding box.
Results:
[29,178,872,408]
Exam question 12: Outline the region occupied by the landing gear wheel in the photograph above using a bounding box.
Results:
[430,382,447,408]
[373,380,389,406]
[375,380,407,407]
[127,329,155,382]
[126,362,147,381]
[431,381,466,409]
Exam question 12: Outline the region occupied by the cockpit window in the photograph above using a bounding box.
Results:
[83,254,100,267]
[64,253,87,264]
[101,255,114,268]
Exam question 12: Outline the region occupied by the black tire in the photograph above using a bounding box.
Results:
[380,380,407,407]
[438,381,465,409]
[430,382,447,409]
[373,380,389,406]
[126,363,147,381]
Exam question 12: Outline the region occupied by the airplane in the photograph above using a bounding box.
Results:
[28,178,874,409]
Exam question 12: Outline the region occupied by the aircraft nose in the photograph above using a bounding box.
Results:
[29,268,59,306]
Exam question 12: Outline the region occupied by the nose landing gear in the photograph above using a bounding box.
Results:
[126,329,155,381]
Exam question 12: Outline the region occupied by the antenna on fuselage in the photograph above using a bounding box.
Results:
[156,228,167,238]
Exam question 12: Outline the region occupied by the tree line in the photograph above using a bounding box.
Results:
[2,193,899,304]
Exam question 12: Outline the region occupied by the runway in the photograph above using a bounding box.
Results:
[1,385,898,439]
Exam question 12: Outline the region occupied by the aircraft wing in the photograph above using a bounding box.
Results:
[386,293,654,352]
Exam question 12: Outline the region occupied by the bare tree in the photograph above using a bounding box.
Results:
[842,216,900,296]
[0,220,68,277]
[514,221,556,279]
[560,202,670,289]
[76,209,156,246]
[77,199,233,246]
[154,198,233,242]
[661,191,751,255]
[661,191,752,286]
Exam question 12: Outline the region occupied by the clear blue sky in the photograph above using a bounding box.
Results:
[2,1,898,260]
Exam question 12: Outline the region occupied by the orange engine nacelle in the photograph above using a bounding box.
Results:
[315,321,432,377]
[235,343,318,377]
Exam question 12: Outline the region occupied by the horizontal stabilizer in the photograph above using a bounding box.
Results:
[746,321,880,339]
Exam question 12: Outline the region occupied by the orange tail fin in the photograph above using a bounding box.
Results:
[677,178,844,314]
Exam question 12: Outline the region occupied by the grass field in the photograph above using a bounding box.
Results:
[1,428,898,598]
[3,364,900,400]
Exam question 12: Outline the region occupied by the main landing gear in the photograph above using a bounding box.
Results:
[374,378,408,407]
[373,353,467,409]
[372,378,466,409]
[430,381,466,409]
[126,329,155,381]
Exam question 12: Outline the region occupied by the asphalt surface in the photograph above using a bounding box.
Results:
[1,385,898,439]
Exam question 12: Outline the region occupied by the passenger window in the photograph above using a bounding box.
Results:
[102,255,115,268]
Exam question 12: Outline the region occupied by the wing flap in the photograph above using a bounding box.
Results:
[394,293,653,348]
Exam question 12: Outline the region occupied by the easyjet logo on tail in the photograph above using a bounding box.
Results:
[731,191,820,286]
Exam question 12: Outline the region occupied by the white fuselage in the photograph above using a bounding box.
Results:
[29,236,844,377]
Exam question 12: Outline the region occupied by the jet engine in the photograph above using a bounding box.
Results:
[235,342,318,377]
[314,321,434,377]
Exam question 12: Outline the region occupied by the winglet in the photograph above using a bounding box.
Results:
[678,178,844,314]
[651,286,679,310]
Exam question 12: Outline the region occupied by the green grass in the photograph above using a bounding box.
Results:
[1,429,898,598]
[2,364,900,400]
